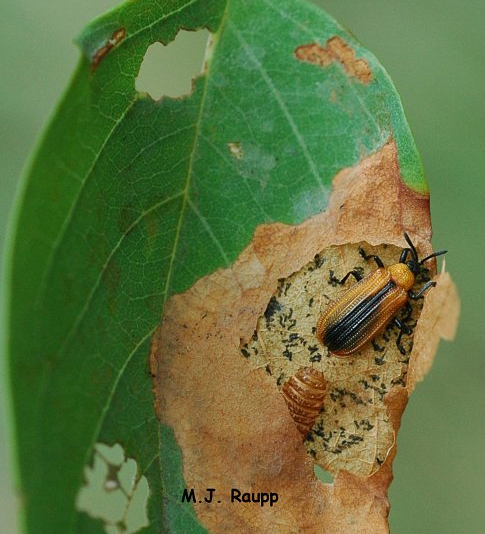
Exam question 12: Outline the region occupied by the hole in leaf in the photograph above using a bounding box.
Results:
[136,29,210,99]
[76,443,149,534]
[314,464,334,484]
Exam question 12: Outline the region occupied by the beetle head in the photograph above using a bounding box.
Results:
[405,258,420,276]
[403,232,447,275]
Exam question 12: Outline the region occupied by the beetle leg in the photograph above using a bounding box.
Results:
[401,301,413,322]
[338,269,363,285]
[358,248,385,268]
[393,317,413,355]
[399,248,412,263]
[393,317,412,334]
[408,281,437,300]
[395,331,406,355]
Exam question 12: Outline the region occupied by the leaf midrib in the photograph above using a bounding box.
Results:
[34,0,211,334]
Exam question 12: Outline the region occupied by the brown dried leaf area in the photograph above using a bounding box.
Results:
[150,142,459,534]
[242,241,429,478]
[295,36,372,84]
[91,27,126,72]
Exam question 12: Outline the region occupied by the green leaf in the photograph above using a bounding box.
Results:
[5,0,427,532]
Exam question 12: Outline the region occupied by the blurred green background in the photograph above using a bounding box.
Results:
[1,1,483,533]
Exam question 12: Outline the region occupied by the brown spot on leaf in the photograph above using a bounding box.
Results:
[295,36,372,84]
[150,141,459,533]
[91,28,126,73]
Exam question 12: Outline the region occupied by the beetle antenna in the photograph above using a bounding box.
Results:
[403,232,419,262]
[419,250,447,265]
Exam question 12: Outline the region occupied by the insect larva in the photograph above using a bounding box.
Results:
[281,367,327,436]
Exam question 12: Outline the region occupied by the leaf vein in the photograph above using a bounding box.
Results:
[230,23,325,195]
[34,98,138,318]
[57,191,183,358]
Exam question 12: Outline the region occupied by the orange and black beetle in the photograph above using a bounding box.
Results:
[316,233,446,356]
